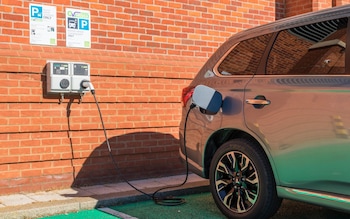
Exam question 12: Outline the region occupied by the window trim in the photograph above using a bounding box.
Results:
[213,43,239,77]
[213,34,273,77]
[345,17,350,72]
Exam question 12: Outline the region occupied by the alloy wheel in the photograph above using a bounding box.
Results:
[214,151,259,213]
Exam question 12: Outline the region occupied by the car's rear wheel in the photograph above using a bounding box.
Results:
[209,139,281,219]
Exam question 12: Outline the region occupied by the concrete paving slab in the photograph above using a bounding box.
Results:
[155,175,188,185]
[104,182,133,192]
[0,194,34,207]
[79,184,122,195]
[0,174,209,219]
[128,178,168,189]
[27,191,68,202]
[55,187,95,197]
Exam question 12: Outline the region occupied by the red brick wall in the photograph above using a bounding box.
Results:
[333,0,350,6]
[275,0,286,19]
[285,0,313,17]
[285,0,350,17]
[0,0,277,195]
[0,0,320,195]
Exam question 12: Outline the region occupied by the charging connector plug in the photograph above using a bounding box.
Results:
[81,80,95,94]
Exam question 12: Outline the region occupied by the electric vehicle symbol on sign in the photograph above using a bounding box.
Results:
[68,18,78,29]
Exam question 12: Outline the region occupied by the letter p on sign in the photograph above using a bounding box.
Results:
[79,19,89,30]
[30,5,42,18]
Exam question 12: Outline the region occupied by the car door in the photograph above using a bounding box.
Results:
[244,17,350,196]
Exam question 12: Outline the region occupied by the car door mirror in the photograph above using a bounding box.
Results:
[192,85,222,115]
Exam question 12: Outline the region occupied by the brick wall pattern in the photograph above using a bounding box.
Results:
[0,0,346,195]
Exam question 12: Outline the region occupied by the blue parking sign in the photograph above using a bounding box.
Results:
[30,5,42,18]
[79,19,89,30]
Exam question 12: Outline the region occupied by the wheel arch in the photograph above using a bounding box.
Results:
[203,128,280,184]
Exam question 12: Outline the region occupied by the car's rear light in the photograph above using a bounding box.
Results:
[181,86,195,107]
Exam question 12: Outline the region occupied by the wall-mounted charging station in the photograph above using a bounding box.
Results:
[46,61,91,103]
[44,60,201,206]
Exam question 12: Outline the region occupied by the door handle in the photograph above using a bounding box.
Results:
[245,99,270,105]
[245,95,270,109]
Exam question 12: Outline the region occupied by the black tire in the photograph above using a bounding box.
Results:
[209,139,282,219]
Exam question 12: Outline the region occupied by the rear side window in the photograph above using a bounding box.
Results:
[267,17,348,75]
[216,34,272,76]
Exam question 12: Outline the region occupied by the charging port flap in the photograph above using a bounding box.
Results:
[192,85,222,115]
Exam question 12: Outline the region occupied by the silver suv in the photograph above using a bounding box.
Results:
[179,5,350,219]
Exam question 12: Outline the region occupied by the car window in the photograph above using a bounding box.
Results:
[267,17,348,75]
[216,34,272,76]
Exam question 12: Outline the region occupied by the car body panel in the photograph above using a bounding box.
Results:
[244,75,350,196]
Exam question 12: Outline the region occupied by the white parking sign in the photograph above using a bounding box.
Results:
[66,8,91,48]
[29,4,57,45]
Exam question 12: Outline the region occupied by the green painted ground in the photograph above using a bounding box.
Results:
[111,192,225,219]
[39,192,350,219]
[40,209,120,219]
[40,192,223,219]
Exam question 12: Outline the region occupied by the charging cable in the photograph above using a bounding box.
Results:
[81,80,95,94]
[151,103,195,206]
[84,80,195,206]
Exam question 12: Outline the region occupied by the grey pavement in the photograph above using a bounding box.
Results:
[0,174,209,219]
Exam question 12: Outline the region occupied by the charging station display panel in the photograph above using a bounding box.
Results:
[53,62,69,75]
[47,62,71,93]
[73,63,89,75]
